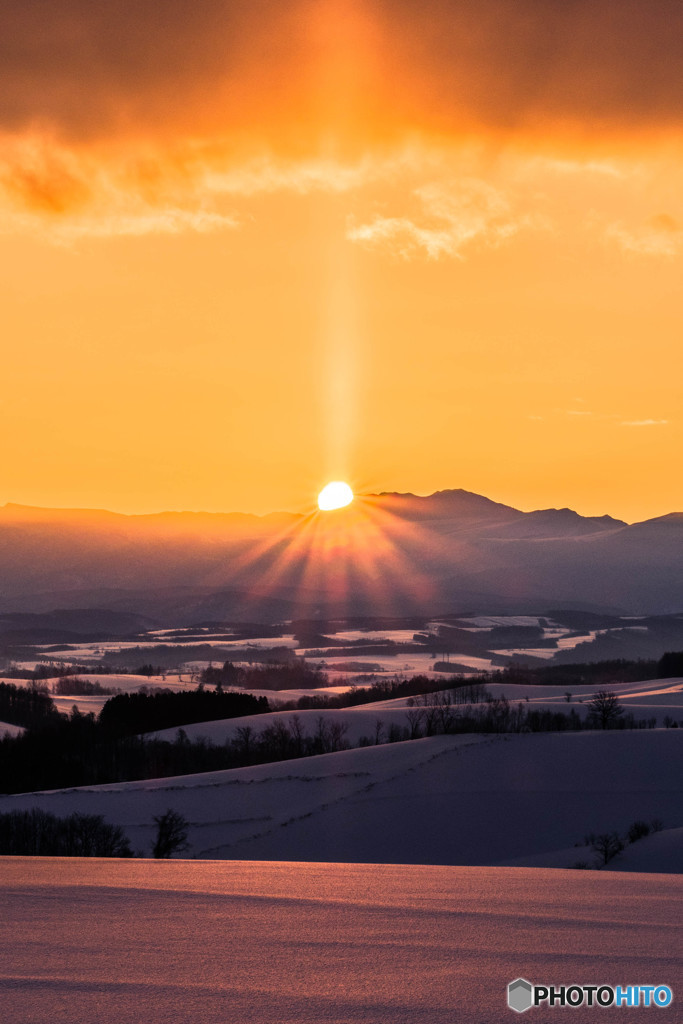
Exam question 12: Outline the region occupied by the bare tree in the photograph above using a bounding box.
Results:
[587,691,624,730]
[289,714,305,757]
[315,716,332,753]
[627,820,651,843]
[152,809,189,859]
[405,707,424,739]
[235,725,254,761]
[328,720,349,752]
[591,832,624,866]
[415,694,440,735]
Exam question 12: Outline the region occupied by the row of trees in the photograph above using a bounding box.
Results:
[98,688,269,735]
[393,691,646,738]
[0,708,354,794]
[290,675,491,711]
[52,677,118,696]
[577,818,664,868]
[0,807,190,859]
[1,684,659,796]
[200,660,328,691]
[0,809,132,856]
[0,681,61,729]
[658,651,683,678]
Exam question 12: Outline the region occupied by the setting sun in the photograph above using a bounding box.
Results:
[318,481,354,511]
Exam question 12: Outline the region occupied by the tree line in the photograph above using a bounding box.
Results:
[0,808,132,856]
[0,681,61,729]
[0,706,349,794]
[0,806,191,859]
[200,660,328,691]
[99,688,268,734]
[0,687,659,797]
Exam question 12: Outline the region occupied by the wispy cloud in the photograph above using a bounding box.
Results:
[527,157,626,180]
[200,153,408,197]
[0,128,680,263]
[606,214,681,257]
[0,133,242,240]
[620,419,669,427]
[0,133,425,240]
[347,179,528,259]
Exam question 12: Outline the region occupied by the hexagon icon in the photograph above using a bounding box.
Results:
[508,978,533,1013]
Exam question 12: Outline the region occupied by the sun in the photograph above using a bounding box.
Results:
[318,481,354,511]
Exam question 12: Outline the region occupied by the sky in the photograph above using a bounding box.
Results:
[1,0,682,523]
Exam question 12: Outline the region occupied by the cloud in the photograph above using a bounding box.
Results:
[0,131,424,238]
[380,0,683,143]
[0,133,241,240]
[1,1,682,151]
[1,1,682,248]
[530,158,625,180]
[347,179,527,259]
[0,1,307,141]
[606,216,682,257]
[620,419,669,427]
[0,199,238,244]
[199,152,416,197]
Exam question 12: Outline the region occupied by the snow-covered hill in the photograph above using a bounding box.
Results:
[0,858,680,1024]
[3,730,681,871]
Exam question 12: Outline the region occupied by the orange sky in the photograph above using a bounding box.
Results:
[1,0,682,522]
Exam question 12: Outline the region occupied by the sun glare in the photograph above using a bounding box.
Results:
[318,481,354,511]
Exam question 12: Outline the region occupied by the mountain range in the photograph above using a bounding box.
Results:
[0,490,681,624]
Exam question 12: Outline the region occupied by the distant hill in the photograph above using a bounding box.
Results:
[0,490,680,622]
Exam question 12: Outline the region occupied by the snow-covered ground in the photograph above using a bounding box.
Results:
[231,685,356,704]
[144,675,683,746]
[0,673,203,715]
[152,705,444,746]
[484,677,683,702]
[315,651,496,676]
[0,720,24,737]
[0,673,178,691]
[2,671,680,725]
[28,635,300,661]
[0,858,680,1024]
[51,694,111,716]
[483,676,683,726]
[2,731,681,871]
[8,615,671,682]
[327,628,420,643]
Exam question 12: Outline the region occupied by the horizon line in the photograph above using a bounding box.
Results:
[0,490,679,527]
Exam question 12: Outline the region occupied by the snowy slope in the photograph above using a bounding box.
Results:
[0,720,24,737]
[152,705,431,745]
[2,730,681,870]
[148,675,683,743]
[0,859,680,1024]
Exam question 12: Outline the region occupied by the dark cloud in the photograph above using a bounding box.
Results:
[380,0,683,137]
[0,0,310,139]
[0,0,681,145]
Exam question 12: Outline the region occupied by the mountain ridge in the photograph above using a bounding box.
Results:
[2,488,675,526]
[0,489,680,620]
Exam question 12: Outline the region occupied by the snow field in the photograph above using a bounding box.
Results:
[2,730,681,871]
[0,858,680,1024]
